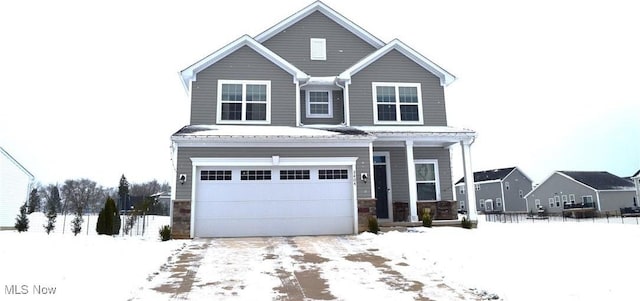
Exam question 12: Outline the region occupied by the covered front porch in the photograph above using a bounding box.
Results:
[356,126,479,223]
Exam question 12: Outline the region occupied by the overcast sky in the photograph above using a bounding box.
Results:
[1,0,638,188]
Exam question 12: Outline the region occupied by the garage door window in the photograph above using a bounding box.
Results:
[201,170,232,181]
[280,170,310,180]
[319,169,349,180]
[241,170,271,181]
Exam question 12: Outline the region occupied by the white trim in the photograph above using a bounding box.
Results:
[305,90,333,118]
[191,157,358,167]
[339,39,455,86]
[216,80,271,124]
[295,81,301,126]
[461,141,478,221]
[372,82,423,125]
[310,38,327,61]
[190,163,197,238]
[254,1,384,48]
[0,147,35,180]
[414,159,441,201]
[373,151,393,221]
[174,140,372,148]
[406,140,418,222]
[500,182,506,212]
[180,35,307,93]
[368,143,375,198]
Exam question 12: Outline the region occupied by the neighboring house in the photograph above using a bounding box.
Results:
[455,167,532,213]
[632,170,640,205]
[524,171,636,214]
[0,147,35,230]
[170,1,478,238]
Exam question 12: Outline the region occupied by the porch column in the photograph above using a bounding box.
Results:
[406,140,419,222]
[461,140,478,222]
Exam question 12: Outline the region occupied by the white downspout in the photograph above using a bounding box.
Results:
[501,182,506,212]
[406,140,418,222]
[337,79,351,126]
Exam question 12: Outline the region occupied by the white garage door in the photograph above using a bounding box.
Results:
[194,166,354,237]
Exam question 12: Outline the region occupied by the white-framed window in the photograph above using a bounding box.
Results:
[372,82,423,124]
[554,195,561,207]
[519,190,524,198]
[217,80,270,124]
[200,170,232,181]
[561,195,568,204]
[549,198,555,208]
[305,90,333,118]
[310,38,326,60]
[280,170,310,180]
[480,199,484,208]
[569,194,576,204]
[459,202,465,209]
[460,186,465,195]
[535,199,541,208]
[496,198,502,207]
[505,181,510,190]
[415,160,440,201]
[582,195,594,205]
[318,169,349,180]
[475,184,481,191]
[240,170,271,181]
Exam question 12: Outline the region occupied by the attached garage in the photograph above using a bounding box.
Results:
[190,157,357,237]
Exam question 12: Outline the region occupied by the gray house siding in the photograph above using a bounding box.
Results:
[456,182,502,213]
[190,46,297,126]
[300,90,345,124]
[349,49,448,126]
[526,173,596,214]
[261,11,376,76]
[373,146,452,203]
[598,190,636,211]
[175,146,371,201]
[503,169,532,212]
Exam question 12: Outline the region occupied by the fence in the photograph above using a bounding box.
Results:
[484,212,640,225]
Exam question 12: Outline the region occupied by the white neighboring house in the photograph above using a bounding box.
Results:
[632,170,640,205]
[0,147,35,230]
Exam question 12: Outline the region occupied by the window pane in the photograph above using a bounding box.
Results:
[377,104,396,121]
[310,103,329,114]
[221,84,242,101]
[415,164,435,181]
[246,103,266,120]
[376,86,395,103]
[400,105,419,121]
[221,103,242,120]
[246,84,266,102]
[398,87,418,103]
[309,91,329,103]
[417,183,436,200]
[373,156,386,164]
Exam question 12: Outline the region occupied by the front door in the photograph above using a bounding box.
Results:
[373,155,389,219]
[485,199,494,212]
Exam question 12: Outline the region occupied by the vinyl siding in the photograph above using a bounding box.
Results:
[503,169,532,212]
[190,46,297,126]
[300,90,345,125]
[175,146,370,200]
[473,182,503,212]
[598,191,636,211]
[261,11,376,76]
[0,154,32,228]
[373,147,452,203]
[349,49,448,126]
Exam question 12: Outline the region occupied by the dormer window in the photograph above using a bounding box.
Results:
[217,80,270,124]
[372,82,423,124]
[310,38,326,60]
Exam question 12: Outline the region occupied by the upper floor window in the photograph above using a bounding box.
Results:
[372,82,423,124]
[310,38,326,61]
[306,90,333,118]
[217,80,270,124]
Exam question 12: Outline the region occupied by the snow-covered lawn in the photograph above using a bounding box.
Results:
[2,216,639,300]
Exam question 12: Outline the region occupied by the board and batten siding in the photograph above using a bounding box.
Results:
[175,146,371,200]
[300,90,345,125]
[373,147,452,203]
[261,11,376,76]
[189,46,297,126]
[349,49,447,126]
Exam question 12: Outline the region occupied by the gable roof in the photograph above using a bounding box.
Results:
[338,39,456,86]
[254,1,385,49]
[455,167,516,185]
[179,35,309,92]
[632,169,640,179]
[559,171,635,191]
[0,147,34,180]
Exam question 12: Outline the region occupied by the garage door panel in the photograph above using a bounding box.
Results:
[195,216,354,237]
[195,199,352,219]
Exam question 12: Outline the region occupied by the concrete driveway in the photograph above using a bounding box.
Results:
[132,236,481,300]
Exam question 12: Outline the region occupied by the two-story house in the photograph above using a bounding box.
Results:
[170,1,478,238]
[455,167,532,213]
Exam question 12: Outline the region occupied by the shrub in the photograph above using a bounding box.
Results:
[159,225,172,241]
[461,217,473,229]
[15,203,29,232]
[422,208,432,228]
[97,197,121,235]
[367,216,379,234]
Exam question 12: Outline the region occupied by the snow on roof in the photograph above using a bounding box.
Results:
[172,125,373,140]
[304,76,337,86]
[632,169,640,178]
[354,126,475,135]
[559,171,636,191]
